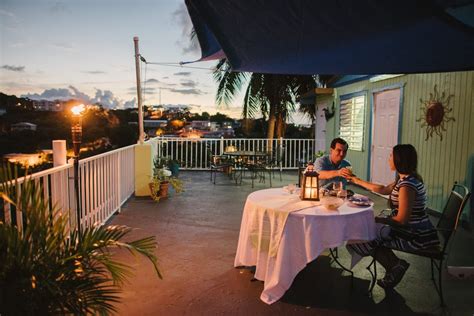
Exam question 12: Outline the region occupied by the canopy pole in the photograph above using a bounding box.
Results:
[134,36,145,144]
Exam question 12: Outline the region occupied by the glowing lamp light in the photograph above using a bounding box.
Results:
[225,145,237,152]
[71,104,85,116]
[70,104,85,158]
[300,170,320,201]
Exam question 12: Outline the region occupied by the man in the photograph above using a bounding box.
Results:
[314,137,352,188]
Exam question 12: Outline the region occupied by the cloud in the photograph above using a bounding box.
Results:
[145,78,160,84]
[2,65,25,72]
[50,1,68,13]
[20,86,135,109]
[180,79,197,88]
[127,87,157,95]
[83,70,106,74]
[22,88,73,100]
[124,98,136,108]
[174,71,191,76]
[0,9,15,17]
[169,88,205,95]
[51,42,75,51]
[92,89,122,108]
[162,76,169,79]
[172,3,200,55]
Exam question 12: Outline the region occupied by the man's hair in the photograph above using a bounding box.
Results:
[330,137,348,150]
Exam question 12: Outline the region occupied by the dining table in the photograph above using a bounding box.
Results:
[223,150,269,185]
[234,187,377,304]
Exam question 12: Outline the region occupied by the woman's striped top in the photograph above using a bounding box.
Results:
[389,175,439,249]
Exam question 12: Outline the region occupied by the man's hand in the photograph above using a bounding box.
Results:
[339,167,353,179]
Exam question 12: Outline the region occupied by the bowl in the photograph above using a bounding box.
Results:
[321,197,344,210]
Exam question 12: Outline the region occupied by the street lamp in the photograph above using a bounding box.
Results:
[71,104,85,233]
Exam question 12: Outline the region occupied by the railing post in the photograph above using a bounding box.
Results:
[279,137,283,171]
[117,151,121,213]
[220,137,224,155]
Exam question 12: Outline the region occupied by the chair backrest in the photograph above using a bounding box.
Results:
[206,146,215,165]
[436,183,470,242]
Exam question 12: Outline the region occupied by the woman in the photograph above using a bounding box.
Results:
[348,144,439,289]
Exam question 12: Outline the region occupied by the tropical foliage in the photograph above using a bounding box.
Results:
[213,60,318,140]
[0,166,161,314]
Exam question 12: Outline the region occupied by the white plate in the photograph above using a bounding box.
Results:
[348,200,373,207]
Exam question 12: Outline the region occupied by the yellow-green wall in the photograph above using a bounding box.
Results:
[321,71,473,219]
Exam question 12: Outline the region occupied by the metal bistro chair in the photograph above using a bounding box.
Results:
[207,147,233,184]
[269,145,285,181]
[368,182,470,306]
[245,152,272,188]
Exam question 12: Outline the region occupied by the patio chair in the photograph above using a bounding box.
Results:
[368,182,470,306]
[207,147,233,184]
[245,153,272,188]
[268,145,285,181]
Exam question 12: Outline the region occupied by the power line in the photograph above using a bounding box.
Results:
[146,61,218,71]
[138,54,220,71]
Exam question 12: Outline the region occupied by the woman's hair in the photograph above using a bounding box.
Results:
[392,144,423,183]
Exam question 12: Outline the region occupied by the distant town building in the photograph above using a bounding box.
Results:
[4,152,46,166]
[191,120,211,130]
[11,122,37,132]
[32,100,64,111]
[144,120,168,128]
[0,108,6,116]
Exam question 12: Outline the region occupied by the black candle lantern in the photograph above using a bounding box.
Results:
[300,171,320,201]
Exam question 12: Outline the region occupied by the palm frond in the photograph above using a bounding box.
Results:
[0,163,162,314]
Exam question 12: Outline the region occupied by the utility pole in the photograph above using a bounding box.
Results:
[159,87,162,106]
[134,36,145,144]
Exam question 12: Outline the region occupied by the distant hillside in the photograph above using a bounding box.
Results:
[0,92,33,109]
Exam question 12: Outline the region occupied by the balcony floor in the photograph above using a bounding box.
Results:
[109,171,474,315]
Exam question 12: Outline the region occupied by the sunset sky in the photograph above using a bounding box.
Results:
[0,0,312,124]
[0,0,249,118]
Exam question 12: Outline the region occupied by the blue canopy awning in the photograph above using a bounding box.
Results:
[185,0,474,74]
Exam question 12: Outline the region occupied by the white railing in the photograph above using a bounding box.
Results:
[147,137,315,170]
[1,137,314,231]
[2,145,135,232]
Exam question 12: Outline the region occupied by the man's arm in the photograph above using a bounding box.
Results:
[314,157,352,180]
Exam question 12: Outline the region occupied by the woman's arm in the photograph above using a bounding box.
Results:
[351,177,395,195]
[391,186,415,225]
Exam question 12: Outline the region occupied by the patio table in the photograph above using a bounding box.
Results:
[224,151,269,184]
[234,188,376,304]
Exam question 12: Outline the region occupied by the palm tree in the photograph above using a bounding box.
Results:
[213,60,317,141]
[0,165,161,314]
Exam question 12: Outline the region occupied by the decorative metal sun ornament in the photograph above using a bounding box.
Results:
[416,85,455,141]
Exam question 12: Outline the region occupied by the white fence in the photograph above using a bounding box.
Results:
[1,145,135,232]
[1,137,314,231]
[148,137,315,170]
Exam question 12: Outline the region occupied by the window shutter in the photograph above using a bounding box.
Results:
[339,95,365,151]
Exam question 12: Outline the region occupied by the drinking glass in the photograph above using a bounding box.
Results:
[346,166,353,176]
[332,181,343,192]
[337,189,348,200]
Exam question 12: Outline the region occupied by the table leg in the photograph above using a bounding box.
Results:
[329,248,354,287]
[366,255,377,296]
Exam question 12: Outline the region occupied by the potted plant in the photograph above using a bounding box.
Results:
[149,160,184,202]
[167,159,180,177]
[0,166,162,314]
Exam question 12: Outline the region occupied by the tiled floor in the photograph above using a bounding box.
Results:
[110,171,474,315]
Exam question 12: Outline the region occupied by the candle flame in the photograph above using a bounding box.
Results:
[71,104,85,116]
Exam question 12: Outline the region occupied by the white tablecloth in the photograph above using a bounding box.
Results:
[234,188,376,304]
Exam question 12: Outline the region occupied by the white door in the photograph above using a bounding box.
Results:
[315,103,327,153]
[371,89,401,185]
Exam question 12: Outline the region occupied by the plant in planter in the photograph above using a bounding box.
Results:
[149,166,184,202]
[0,166,162,315]
[167,159,180,177]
